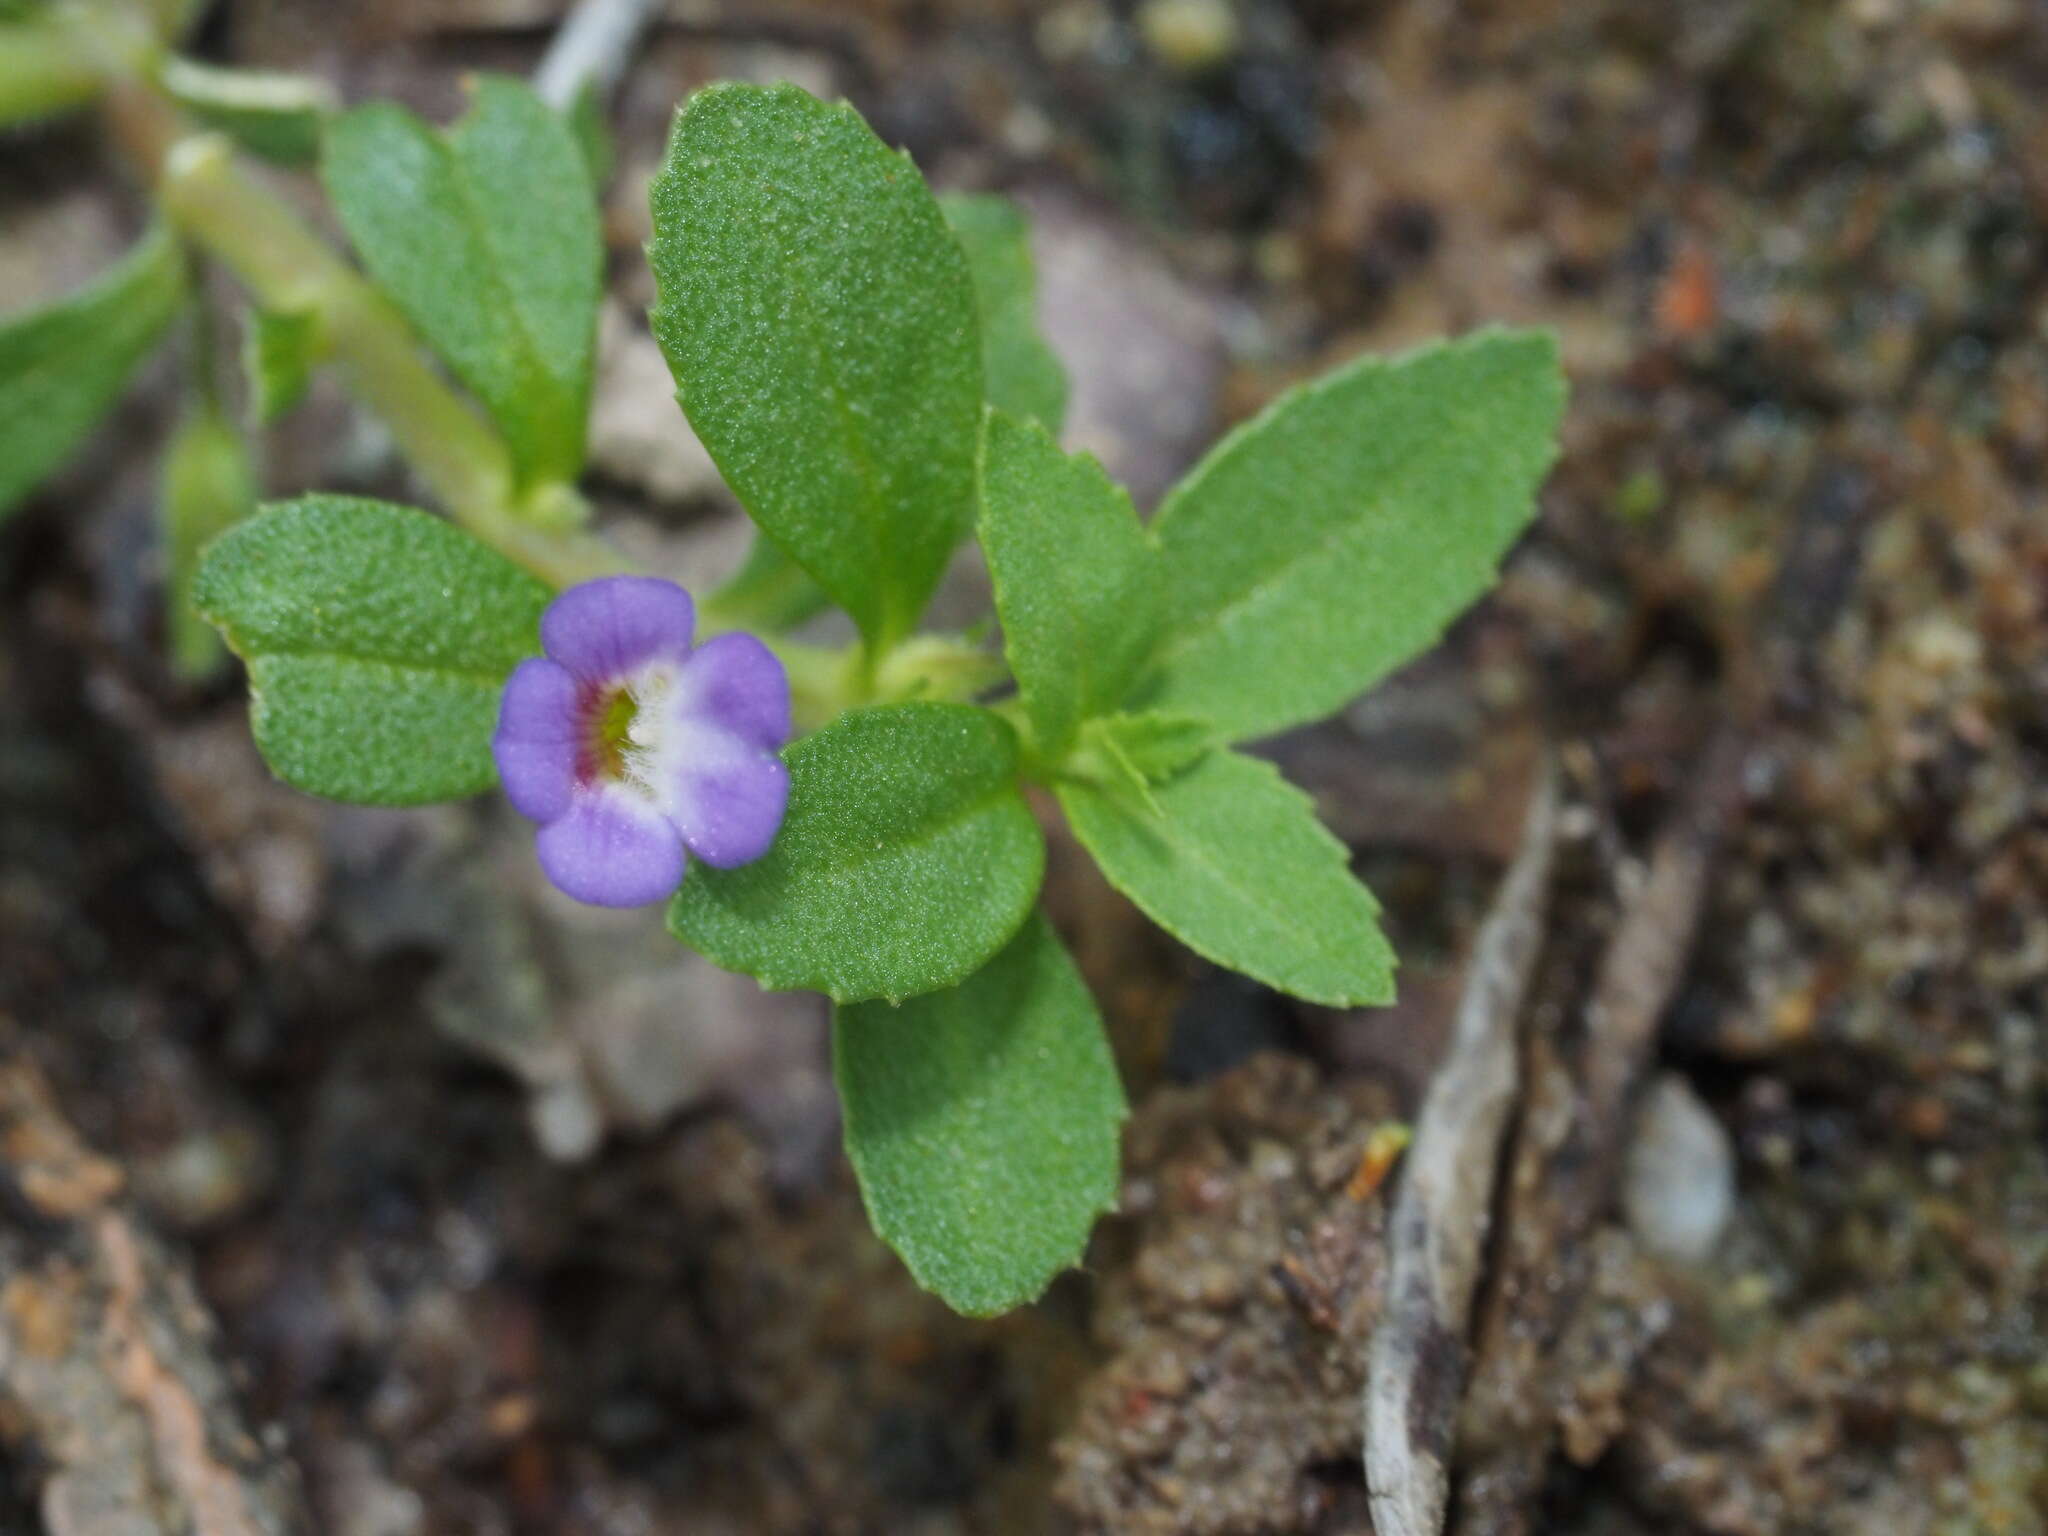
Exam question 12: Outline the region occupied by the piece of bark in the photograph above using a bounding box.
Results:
[0,1048,308,1535]
[1449,467,1873,1533]
[1453,731,1746,1536]
[1363,760,1561,1536]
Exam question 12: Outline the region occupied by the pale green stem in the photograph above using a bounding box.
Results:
[162,142,513,504]
[99,69,623,588]
[0,12,114,123]
[769,635,1006,733]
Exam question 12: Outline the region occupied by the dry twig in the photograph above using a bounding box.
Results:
[532,0,664,111]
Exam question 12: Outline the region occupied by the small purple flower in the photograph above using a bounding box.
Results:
[492,576,791,907]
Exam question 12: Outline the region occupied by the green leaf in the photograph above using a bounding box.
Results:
[0,225,186,522]
[157,55,334,164]
[667,702,1042,1004]
[161,403,256,679]
[1141,330,1566,741]
[1057,748,1394,1007]
[836,911,1125,1315]
[979,410,1160,760]
[244,306,320,424]
[942,193,1067,433]
[194,495,550,805]
[323,76,601,489]
[649,82,982,652]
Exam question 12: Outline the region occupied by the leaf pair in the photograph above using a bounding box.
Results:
[323,77,601,494]
[977,332,1565,1010]
[197,495,1102,1318]
[634,84,1562,1316]
[984,330,1566,751]
[655,660,1099,1320]
[974,409,1380,1006]
[643,106,1111,1319]
[194,495,1051,1011]
[192,80,1567,1325]
[192,495,1043,1006]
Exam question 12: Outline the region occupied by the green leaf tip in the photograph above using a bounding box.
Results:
[942,192,1068,434]
[162,405,257,679]
[245,306,321,424]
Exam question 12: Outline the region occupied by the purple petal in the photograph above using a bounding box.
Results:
[536,788,686,907]
[540,576,695,685]
[665,727,791,869]
[492,657,580,823]
[671,632,792,751]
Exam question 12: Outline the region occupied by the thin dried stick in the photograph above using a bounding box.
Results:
[532,0,663,110]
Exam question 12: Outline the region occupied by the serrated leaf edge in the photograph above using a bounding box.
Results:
[1141,328,1565,727]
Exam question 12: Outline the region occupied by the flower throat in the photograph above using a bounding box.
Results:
[585,686,641,783]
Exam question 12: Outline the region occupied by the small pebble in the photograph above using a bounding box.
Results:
[1624,1074,1736,1264]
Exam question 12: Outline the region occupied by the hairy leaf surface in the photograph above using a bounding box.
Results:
[324,77,600,488]
[649,83,982,651]
[196,496,550,804]
[668,703,1042,1002]
[942,193,1067,433]
[979,410,1159,759]
[837,912,1124,1315]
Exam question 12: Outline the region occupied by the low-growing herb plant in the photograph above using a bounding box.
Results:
[2,3,1565,1316]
